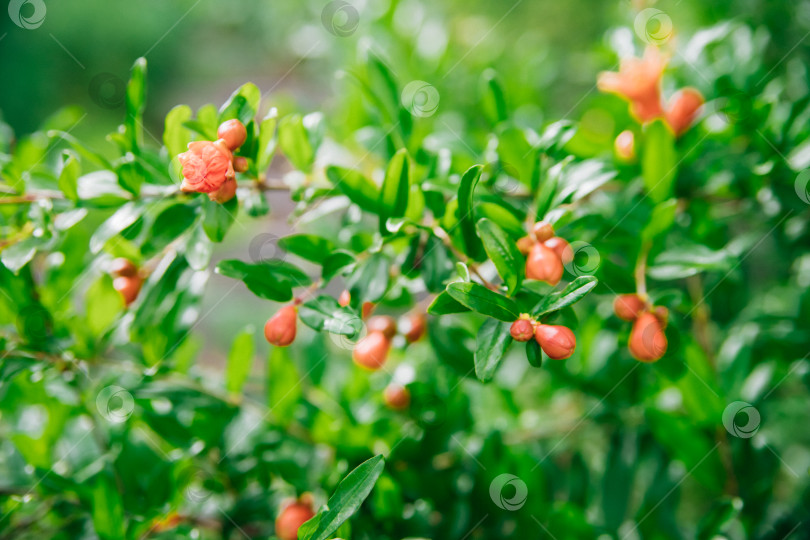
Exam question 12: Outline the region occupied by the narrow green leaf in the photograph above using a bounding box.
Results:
[379,148,410,234]
[326,166,380,214]
[526,339,543,368]
[298,455,385,540]
[322,251,356,282]
[57,151,80,201]
[278,114,315,172]
[215,259,309,301]
[346,252,389,303]
[427,291,470,315]
[481,69,508,124]
[125,57,147,151]
[185,223,213,270]
[457,164,485,259]
[267,346,301,425]
[90,202,144,253]
[218,82,261,125]
[91,473,126,540]
[642,198,678,242]
[474,318,513,382]
[226,327,255,395]
[533,276,598,317]
[446,282,519,321]
[476,218,523,295]
[642,120,678,203]
[256,107,278,171]
[164,104,192,158]
[279,234,336,265]
[116,158,144,196]
[202,195,238,243]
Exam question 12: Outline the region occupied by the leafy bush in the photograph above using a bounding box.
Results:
[1,5,809,540]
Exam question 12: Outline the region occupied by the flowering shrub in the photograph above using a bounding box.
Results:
[1,5,809,540]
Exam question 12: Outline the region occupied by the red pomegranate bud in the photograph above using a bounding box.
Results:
[383,384,410,410]
[614,130,636,161]
[516,236,534,255]
[338,289,351,307]
[217,119,248,151]
[534,324,576,360]
[629,312,668,362]
[597,47,666,122]
[178,140,234,194]
[110,258,137,278]
[525,242,564,285]
[613,294,646,321]
[665,88,704,136]
[403,313,426,343]
[653,305,669,328]
[532,221,555,243]
[510,318,534,342]
[367,315,397,340]
[353,331,390,370]
[275,501,315,540]
[544,237,573,265]
[264,305,297,347]
[208,177,237,203]
[113,276,141,306]
[233,156,249,173]
[362,301,375,319]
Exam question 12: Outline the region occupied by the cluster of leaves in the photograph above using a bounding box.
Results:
[1,12,809,540]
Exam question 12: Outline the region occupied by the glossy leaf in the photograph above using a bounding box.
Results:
[533,276,598,317]
[474,318,512,382]
[476,218,523,295]
[279,234,335,264]
[457,164,485,259]
[379,148,410,234]
[446,282,520,321]
[642,120,678,203]
[326,166,380,214]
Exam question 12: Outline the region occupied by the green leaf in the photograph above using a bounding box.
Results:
[1,238,39,274]
[642,120,678,203]
[481,69,508,124]
[326,166,380,214]
[256,107,278,171]
[322,251,356,282]
[142,203,197,257]
[379,148,410,234]
[427,291,470,315]
[642,198,678,242]
[474,318,513,382]
[90,202,144,253]
[267,346,301,426]
[533,276,598,317]
[457,164,485,259]
[446,282,519,321]
[202,195,238,243]
[279,234,336,265]
[279,114,315,172]
[244,188,270,217]
[218,82,261,125]
[226,327,255,395]
[116,158,144,196]
[476,202,525,239]
[77,171,131,206]
[164,104,192,158]
[125,57,147,151]
[298,295,362,336]
[91,472,126,540]
[298,455,385,540]
[86,275,122,335]
[526,339,543,368]
[57,151,80,201]
[184,223,213,271]
[476,218,523,296]
[215,259,309,301]
[346,252,389,303]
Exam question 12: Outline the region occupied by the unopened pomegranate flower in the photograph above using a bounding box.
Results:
[178,140,235,194]
[597,46,667,122]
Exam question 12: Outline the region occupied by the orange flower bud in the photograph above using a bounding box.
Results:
[665,88,704,137]
[597,47,666,122]
[353,331,390,370]
[614,130,636,161]
[275,501,315,540]
[525,242,564,285]
[403,313,426,343]
[362,301,375,319]
[264,305,297,347]
[178,140,234,194]
[217,119,247,151]
[367,315,397,340]
[544,237,573,265]
[113,276,141,306]
[516,236,534,255]
[532,221,554,243]
[383,384,410,410]
[613,294,646,321]
[510,318,534,342]
[653,305,669,328]
[628,312,668,362]
[338,289,351,307]
[534,324,576,360]
[110,258,137,277]
[208,177,237,203]
[233,156,249,173]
